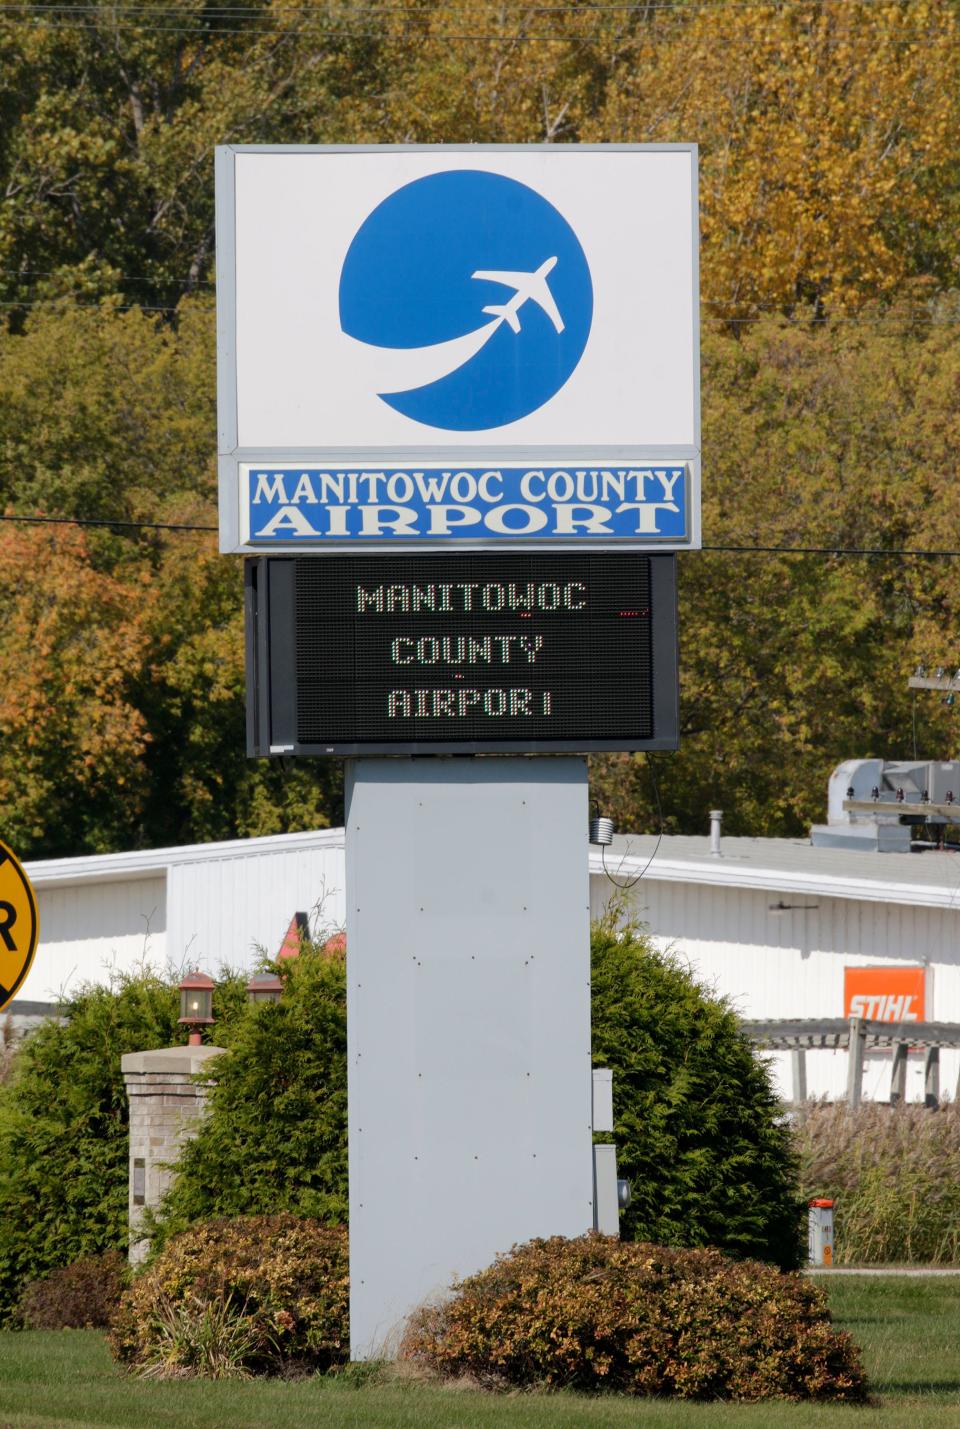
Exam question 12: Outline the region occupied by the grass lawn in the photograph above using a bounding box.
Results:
[0,1276,956,1428]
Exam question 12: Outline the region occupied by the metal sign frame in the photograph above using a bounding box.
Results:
[216,144,701,555]
[244,552,679,756]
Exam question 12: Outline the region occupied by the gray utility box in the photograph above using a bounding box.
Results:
[808,1200,835,1267]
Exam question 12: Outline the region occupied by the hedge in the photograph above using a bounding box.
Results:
[402,1233,868,1402]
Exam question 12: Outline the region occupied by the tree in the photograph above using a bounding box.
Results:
[0,972,180,1323]
[0,966,249,1324]
[591,914,803,1268]
[0,522,151,855]
[152,947,348,1242]
[589,1,960,317]
[0,296,342,855]
[1,3,960,849]
[155,926,802,1269]
[593,290,960,838]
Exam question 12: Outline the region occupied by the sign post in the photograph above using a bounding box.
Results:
[216,143,699,1357]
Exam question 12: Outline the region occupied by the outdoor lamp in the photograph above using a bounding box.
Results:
[178,971,215,1045]
[246,971,284,1005]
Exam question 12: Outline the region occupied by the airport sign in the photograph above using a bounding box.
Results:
[216,145,700,553]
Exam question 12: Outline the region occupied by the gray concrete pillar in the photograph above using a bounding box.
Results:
[924,1046,941,1108]
[121,1045,225,1264]
[846,1017,866,1109]
[791,1048,807,1104]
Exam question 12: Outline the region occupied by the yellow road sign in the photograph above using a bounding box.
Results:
[0,839,38,1012]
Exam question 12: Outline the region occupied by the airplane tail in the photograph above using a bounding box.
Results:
[483,303,521,334]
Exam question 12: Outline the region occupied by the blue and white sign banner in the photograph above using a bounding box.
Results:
[241,463,690,547]
[216,144,700,553]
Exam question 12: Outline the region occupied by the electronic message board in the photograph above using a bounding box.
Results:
[246,553,677,756]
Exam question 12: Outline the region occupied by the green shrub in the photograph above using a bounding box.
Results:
[0,1013,18,1089]
[402,1233,868,1403]
[0,968,247,1325]
[592,914,804,1267]
[18,1251,128,1329]
[795,1101,960,1265]
[110,1215,348,1378]
[150,948,347,1245]
[154,926,801,1266]
[0,971,180,1324]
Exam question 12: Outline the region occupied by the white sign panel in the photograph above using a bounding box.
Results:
[216,145,700,552]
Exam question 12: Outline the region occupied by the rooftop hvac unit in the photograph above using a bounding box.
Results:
[811,759,960,852]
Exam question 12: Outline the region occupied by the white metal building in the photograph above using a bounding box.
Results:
[19,828,347,1002]
[13,825,960,1104]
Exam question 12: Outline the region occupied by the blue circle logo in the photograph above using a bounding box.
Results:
[339,170,593,431]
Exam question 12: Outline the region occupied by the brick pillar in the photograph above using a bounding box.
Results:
[121,1045,225,1264]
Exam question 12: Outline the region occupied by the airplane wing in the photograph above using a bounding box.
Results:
[472,269,531,289]
[483,303,521,333]
[471,267,564,334]
[529,278,564,333]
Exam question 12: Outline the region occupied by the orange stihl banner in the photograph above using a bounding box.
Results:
[843,966,926,1023]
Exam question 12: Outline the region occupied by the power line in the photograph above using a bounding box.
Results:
[0,269,214,286]
[1,293,958,333]
[0,512,216,533]
[1,510,959,559]
[0,1,943,14]
[0,8,953,42]
[0,275,941,320]
[4,23,954,43]
[701,544,960,558]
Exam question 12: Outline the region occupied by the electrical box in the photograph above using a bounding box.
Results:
[808,1199,834,1267]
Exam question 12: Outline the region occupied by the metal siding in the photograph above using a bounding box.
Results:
[166,847,346,970]
[21,877,167,1002]
[590,874,960,1102]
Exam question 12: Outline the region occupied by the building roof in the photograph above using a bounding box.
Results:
[23,826,345,889]
[21,824,960,911]
[591,833,960,911]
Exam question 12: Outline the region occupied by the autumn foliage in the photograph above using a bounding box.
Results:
[0,2,959,848]
[0,523,149,851]
[401,1234,869,1403]
[110,1216,349,1378]
[19,1251,128,1331]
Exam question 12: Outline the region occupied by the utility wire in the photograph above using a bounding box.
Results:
[0,11,953,41]
[4,25,953,43]
[2,511,960,558]
[0,512,216,532]
[701,543,960,557]
[1,296,957,333]
[601,756,664,889]
[0,1,945,15]
[0,275,952,323]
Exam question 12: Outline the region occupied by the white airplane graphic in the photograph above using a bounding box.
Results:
[471,256,564,335]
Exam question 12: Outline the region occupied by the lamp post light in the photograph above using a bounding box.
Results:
[246,971,284,1005]
[178,971,215,1045]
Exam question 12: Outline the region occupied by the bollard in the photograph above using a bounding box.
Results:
[808,1198,835,1267]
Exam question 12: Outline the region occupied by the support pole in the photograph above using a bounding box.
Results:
[791,1048,807,1105]
[846,1017,866,1110]
[924,1045,940,1108]
[890,1042,908,1105]
[346,757,593,1359]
